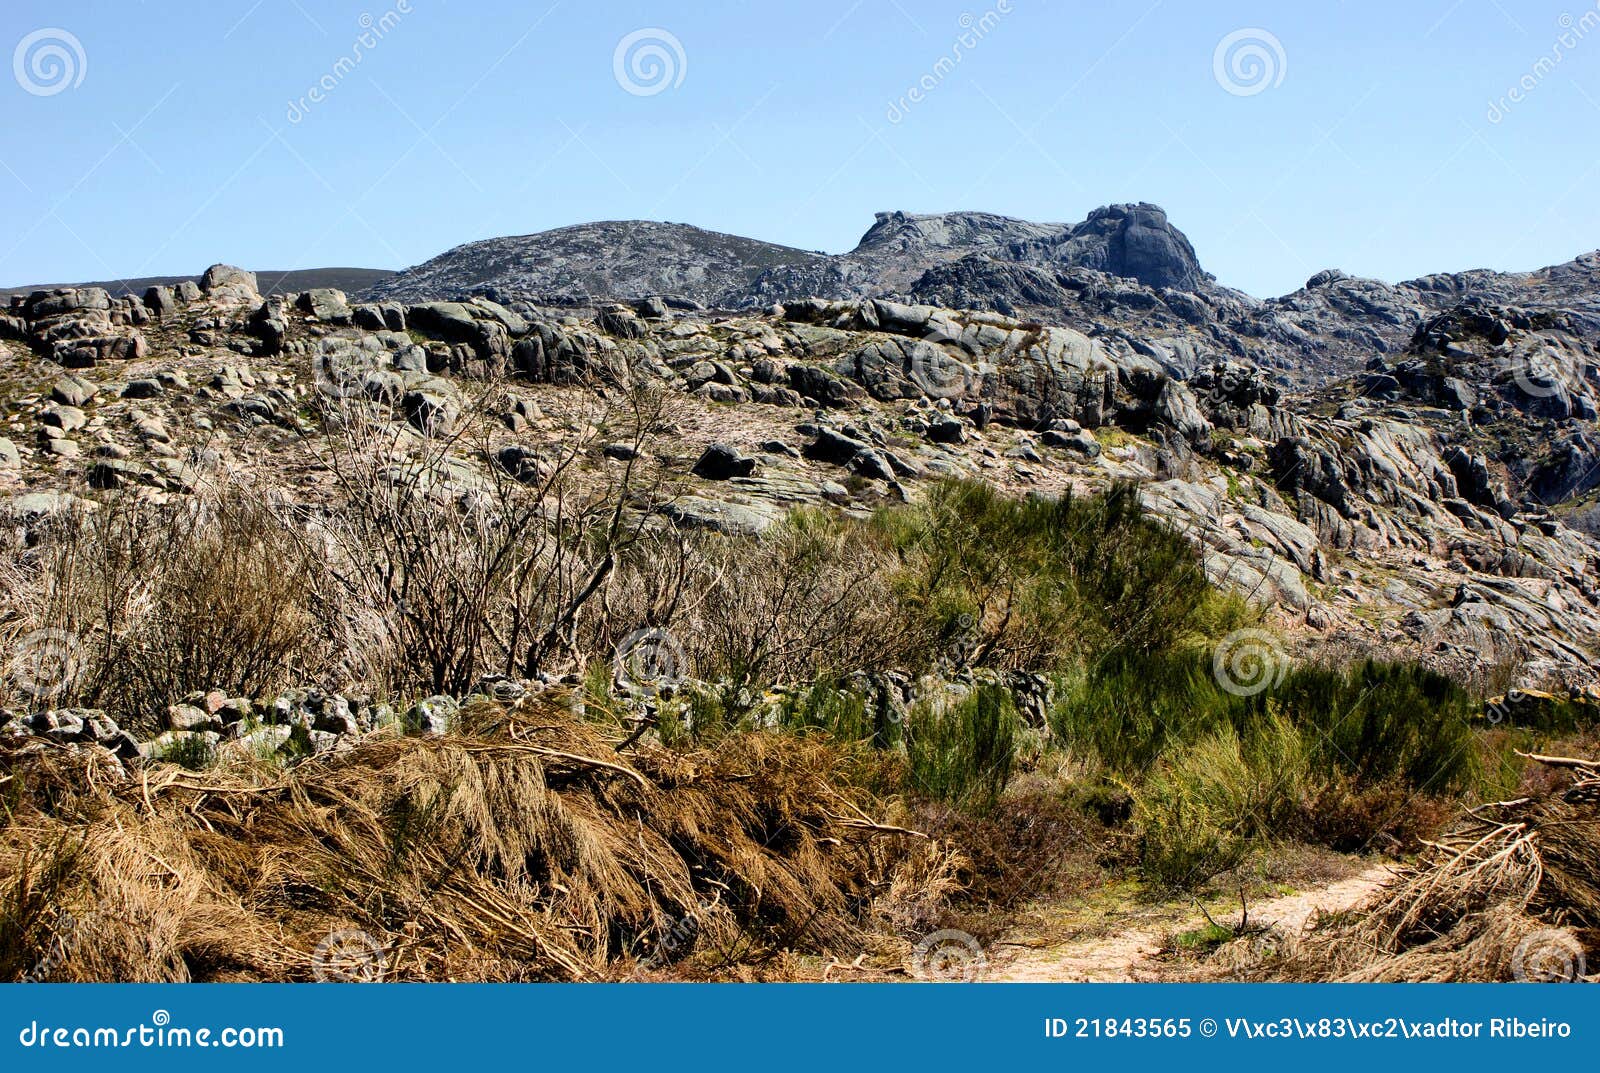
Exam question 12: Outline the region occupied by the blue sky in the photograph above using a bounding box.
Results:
[2,0,1597,296]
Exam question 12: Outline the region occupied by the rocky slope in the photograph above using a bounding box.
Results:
[360,203,1600,395]
[3,260,1597,690]
[362,203,1210,307]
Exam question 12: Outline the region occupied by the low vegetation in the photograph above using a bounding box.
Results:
[1,409,1594,978]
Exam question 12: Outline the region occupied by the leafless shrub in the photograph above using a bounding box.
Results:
[0,488,320,730]
[680,509,909,691]
[304,383,664,696]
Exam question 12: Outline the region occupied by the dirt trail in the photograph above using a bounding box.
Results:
[988,864,1394,982]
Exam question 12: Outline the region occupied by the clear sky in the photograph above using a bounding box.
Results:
[2,0,1597,296]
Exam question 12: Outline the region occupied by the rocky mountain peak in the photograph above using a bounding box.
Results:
[360,203,1215,310]
[852,210,1063,256]
[1051,202,1210,292]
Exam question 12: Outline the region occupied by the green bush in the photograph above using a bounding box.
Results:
[905,684,1021,810]
[777,678,891,746]
[1250,661,1480,796]
[1135,715,1310,888]
[1051,652,1481,795]
[1049,648,1236,772]
[877,480,1236,674]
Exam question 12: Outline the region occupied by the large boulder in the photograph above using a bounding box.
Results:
[200,264,259,298]
[660,495,780,536]
[295,288,353,325]
[691,443,757,480]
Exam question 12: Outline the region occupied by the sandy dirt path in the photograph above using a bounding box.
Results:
[988,864,1393,982]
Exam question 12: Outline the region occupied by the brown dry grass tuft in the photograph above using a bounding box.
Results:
[0,699,948,981]
[1246,754,1600,982]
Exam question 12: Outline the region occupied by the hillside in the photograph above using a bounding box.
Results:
[1,267,395,301]
[0,232,1596,984]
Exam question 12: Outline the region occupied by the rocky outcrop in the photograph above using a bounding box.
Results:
[361,204,1216,310]
[4,228,1597,691]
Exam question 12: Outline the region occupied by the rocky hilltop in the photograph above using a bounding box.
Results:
[2,248,1597,692]
[361,204,1600,392]
[363,203,1210,310]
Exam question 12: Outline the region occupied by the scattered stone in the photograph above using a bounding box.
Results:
[404,696,458,736]
[122,378,165,399]
[51,375,98,408]
[691,443,757,480]
[296,288,353,324]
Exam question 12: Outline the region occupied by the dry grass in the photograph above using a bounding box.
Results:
[1243,754,1599,982]
[0,698,952,981]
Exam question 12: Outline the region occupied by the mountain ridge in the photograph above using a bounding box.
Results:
[355,204,1598,387]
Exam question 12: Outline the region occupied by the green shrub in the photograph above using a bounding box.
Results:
[777,678,891,745]
[1135,715,1311,889]
[877,480,1234,674]
[1250,661,1480,795]
[1136,737,1252,889]
[156,733,217,772]
[1052,652,1481,797]
[1050,648,1237,772]
[905,684,1021,810]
